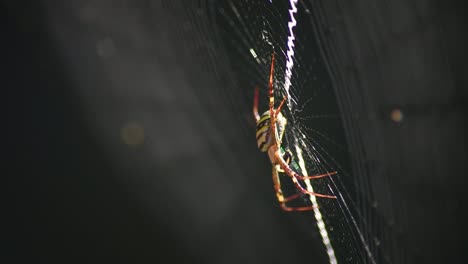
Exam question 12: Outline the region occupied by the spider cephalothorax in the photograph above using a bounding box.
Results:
[253,53,337,211]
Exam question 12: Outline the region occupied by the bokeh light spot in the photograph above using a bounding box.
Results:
[390,109,403,122]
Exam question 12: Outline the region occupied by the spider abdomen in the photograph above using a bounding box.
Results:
[256,110,287,152]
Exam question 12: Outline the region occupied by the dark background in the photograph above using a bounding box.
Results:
[7,0,467,263]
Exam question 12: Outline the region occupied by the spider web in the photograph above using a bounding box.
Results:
[209,1,387,263]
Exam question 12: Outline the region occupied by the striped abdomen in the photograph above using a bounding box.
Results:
[256,110,287,152]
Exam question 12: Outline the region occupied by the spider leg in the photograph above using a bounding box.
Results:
[268,53,276,113]
[280,204,318,212]
[295,171,338,180]
[276,149,292,173]
[273,150,337,199]
[272,166,318,211]
[268,53,279,148]
[253,87,260,122]
[275,96,287,119]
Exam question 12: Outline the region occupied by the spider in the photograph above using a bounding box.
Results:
[253,53,337,211]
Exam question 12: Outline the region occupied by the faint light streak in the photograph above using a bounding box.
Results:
[283,0,298,106]
[262,28,273,48]
[295,142,338,264]
[230,2,241,20]
[249,48,261,64]
[390,109,404,122]
[121,122,145,147]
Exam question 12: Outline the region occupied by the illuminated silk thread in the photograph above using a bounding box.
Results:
[284,0,298,106]
[286,2,337,263]
[295,143,338,264]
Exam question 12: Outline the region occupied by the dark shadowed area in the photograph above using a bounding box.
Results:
[7,1,467,263]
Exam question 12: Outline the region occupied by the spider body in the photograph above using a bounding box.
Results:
[253,53,337,211]
[256,110,286,152]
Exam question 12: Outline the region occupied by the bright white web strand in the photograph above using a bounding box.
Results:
[283,0,298,107]
[295,141,338,264]
[284,1,337,263]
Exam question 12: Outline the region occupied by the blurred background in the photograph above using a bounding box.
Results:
[7,0,467,263]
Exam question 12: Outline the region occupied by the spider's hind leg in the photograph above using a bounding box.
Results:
[273,167,318,211]
[277,148,293,173]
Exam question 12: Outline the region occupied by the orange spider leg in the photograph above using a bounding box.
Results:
[275,96,287,119]
[280,204,317,212]
[273,151,337,199]
[253,87,260,122]
[268,53,276,144]
[273,168,318,211]
[294,171,338,180]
